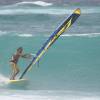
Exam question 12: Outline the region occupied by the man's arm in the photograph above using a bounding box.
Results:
[21,53,35,59]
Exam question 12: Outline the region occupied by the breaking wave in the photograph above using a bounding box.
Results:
[3,1,53,7]
[61,33,100,37]
[0,31,100,38]
[0,3,100,15]
[14,1,53,7]
[0,74,9,87]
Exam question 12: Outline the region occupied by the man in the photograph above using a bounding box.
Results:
[10,47,32,80]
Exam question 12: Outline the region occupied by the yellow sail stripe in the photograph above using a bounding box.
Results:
[46,18,72,49]
[35,18,72,62]
[28,18,72,71]
[34,18,72,64]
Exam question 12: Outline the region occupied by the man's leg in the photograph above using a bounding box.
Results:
[13,64,20,79]
[10,63,20,80]
[10,63,15,80]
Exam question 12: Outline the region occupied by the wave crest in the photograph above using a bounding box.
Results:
[16,33,100,38]
[0,74,9,86]
[0,6,100,15]
[7,1,53,7]
[0,32,100,37]
[62,33,100,37]
[0,30,8,36]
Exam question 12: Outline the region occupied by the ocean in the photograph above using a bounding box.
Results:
[0,1,100,100]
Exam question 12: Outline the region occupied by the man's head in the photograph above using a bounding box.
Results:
[17,47,23,53]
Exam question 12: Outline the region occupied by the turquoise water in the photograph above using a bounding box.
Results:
[0,35,100,91]
[0,1,100,100]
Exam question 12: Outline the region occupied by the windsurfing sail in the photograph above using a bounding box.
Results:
[19,8,81,79]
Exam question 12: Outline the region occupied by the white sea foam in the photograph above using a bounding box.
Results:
[44,33,100,38]
[61,33,100,37]
[0,31,100,38]
[6,1,53,7]
[0,3,100,15]
[0,8,68,15]
[0,6,100,15]
[29,1,52,7]
[16,33,100,38]
[0,31,8,36]
[0,90,100,100]
[0,74,9,86]
[17,34,33,37]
